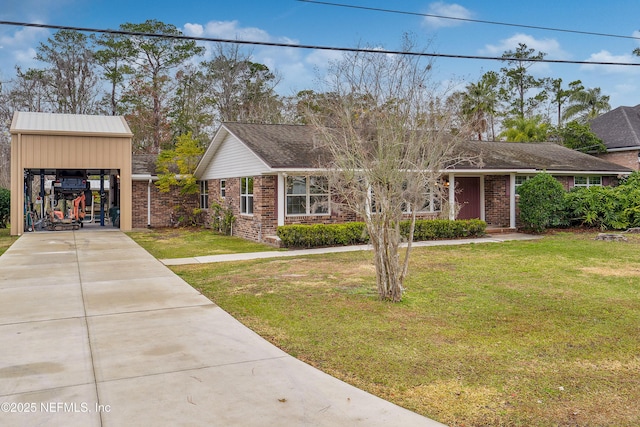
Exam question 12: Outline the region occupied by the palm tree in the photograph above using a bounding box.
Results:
[563,87,611,124]
[461,71,499,140]
[499,115,550,142]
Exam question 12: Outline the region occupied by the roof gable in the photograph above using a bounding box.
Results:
[222,122,329,168]
[590,105,640,150]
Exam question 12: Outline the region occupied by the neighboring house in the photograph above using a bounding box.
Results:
[590,105,640,171]
[194,122,632,244]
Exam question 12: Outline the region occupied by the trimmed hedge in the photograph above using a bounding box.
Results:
[276,222,368,248]
[277,219,486,248]
[402,218,486,241]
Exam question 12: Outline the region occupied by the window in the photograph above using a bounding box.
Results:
[420,188,441,213]
[286,175,329,215]
[199,180,209,209]
[574,176,602,188]
[220,179,226,199]
[401,187,441,213]
[241,177,253,214]
[515,175,533,187]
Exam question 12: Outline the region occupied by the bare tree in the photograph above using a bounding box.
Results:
[200,43,282,124]
[307,37,473,302]
[35,30,101,114]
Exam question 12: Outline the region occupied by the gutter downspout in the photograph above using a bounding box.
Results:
[147,178,152,227]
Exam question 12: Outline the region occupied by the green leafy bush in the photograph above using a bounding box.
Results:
[277,219,486,248]
[0,188,10,228]
[277,222,368,248]
[401,218,486,240]
[564,171,640,230]
[517,173,566,233]
[564,186,624,230]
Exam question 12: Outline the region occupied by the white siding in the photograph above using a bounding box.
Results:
[201,133,271,179]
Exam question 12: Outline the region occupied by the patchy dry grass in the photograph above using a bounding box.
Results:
[127,227,279,259]
[172,232,640,426]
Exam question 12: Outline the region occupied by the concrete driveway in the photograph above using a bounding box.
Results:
[0,230,444,426]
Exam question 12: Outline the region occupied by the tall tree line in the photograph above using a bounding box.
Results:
[0,20,284,154]
[454,43,611,144]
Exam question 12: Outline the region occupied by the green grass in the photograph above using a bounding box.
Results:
[170,232,640,427]
[0,228,18,256]
[126,227,279,259]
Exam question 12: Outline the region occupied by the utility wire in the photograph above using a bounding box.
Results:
[297,0,640,41]
[1,20,639,67]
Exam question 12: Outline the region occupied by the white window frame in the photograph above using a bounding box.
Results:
[220,179,226,199]
[199,180,209,209]
[515,175,533,187]
[574,176,602,188]
[286,175,330,216]
[240,177,254,215]
[402,187,442,214]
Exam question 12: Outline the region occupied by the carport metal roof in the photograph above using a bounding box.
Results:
[11,112,132,137]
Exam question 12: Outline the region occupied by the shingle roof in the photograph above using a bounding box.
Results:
[132,154,158,175]
[455,141,631,173]
[222,122,330,168]
[589,105,640,150]
[216,122,629,174]
[10,111,133,137]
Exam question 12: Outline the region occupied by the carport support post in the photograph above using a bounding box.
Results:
[40,170,45,220]
[100,170,105,226]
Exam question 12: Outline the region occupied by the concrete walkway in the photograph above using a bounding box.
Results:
[161,233,542,266]
[0,231,444,426]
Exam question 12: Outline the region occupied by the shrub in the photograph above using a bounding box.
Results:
[517,173,566,233]
[564,186,625,230]
[277,219,486,248]
[563,171,640,230]
[277,223,368,248]
[209,200,235,235]
[0,188,9,228]
[400,218,486,240]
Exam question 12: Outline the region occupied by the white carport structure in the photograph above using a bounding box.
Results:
[9,112,133,236]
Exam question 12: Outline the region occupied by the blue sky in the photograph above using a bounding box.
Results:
[2,0,640,113]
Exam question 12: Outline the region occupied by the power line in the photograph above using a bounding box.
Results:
[297,0,640,41]
[1,20,639,67]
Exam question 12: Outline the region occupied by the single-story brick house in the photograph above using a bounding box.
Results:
[193,122,632,243]
[590,105,640,171]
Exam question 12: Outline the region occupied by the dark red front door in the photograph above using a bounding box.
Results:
[455,177,481,220]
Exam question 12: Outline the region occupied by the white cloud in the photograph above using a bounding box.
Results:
[305,49,344,67]
[423,2,473,29]
[181,20,323,94]
[183,20,294,44]
[480,33,568,59]
[580,50,640,75]
[0,26,50,73]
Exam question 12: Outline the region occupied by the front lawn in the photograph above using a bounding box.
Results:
[127,227,279,259]
[171,232,640,427]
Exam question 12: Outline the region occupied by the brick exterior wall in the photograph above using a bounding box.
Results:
[595,150,640,171]
[205,175,439,243]
[484,175,510,227]
[131,181,198,228]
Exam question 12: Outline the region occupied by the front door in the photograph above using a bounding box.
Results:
[455,177,481,220]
